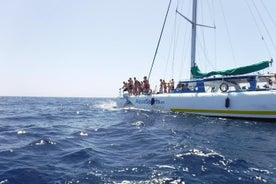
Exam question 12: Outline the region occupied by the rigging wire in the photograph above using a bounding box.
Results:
[210,0,217,70]
[178,0,192,80]
[251,0,276,51]
[147,0,172,80]
[199,0,207,70]
[162,5,178,81]
[178,31,191,80]
[198,0,216,71]
[245,0,272,57]
[162,33,173,80]
[260,0,276,31]
[197,36,216,70]
[169,5,182,81]
[168,0,184,81]
[165,7,179,81]
[218,1,237,66]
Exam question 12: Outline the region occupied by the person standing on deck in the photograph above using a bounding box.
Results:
[170,79,175,92]
[120,81,128,92]
[133,77,141,95]
[128,78,134,95]
[163,80,167,93]
[159,79,163,93]
[143,76,150,94]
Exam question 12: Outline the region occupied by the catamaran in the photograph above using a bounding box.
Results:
[119,0,276,120]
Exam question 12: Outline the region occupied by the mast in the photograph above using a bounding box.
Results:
[190,0,197,79]
[177,0,214,79]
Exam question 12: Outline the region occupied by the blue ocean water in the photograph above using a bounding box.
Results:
[0,97,275,184]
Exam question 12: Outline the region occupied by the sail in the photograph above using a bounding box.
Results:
[191,60,270,78]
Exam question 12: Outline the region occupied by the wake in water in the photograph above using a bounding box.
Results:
[94,98,125,111]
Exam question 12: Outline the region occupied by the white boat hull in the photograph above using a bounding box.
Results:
[123,90,276,120]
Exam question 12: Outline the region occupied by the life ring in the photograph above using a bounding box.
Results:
[219,83,229,92]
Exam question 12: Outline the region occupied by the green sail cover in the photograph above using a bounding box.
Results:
[191,60,270,78]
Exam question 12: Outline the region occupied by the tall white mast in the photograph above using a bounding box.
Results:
[177,0,214,79]
[191,0,197,79]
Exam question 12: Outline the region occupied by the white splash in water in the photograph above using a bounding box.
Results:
[80,131,88,136]
[157,164,176,169]
[17,130,26,135]
[35,139,56,146]
[132,121,145,127]
[35,139,45,146]
[95,100,118,111]
[113,178,186,184]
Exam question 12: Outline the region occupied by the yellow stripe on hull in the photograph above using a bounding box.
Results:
[171,108,276,116]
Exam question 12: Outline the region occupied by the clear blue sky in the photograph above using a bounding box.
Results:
[0,0,275,97]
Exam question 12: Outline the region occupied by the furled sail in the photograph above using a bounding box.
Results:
[191,60,270,78]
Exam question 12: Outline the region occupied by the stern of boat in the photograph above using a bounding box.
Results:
[116,92,133,108]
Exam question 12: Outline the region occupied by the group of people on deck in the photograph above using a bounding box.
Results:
[120,76,151,95]
[120,76,175,96]
[266,73,276,89]
[158,79,175,94]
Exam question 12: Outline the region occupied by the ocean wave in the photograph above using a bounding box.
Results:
[2,168,48,184]
[111,177,186,184]
[0,97,275,184]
